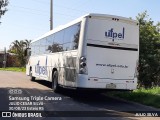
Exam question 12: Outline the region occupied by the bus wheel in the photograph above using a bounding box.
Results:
[30,68,35,81]
[52,71,60,92]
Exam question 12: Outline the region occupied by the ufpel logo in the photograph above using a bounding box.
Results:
[35,57,48,75]
[105,27,125,41]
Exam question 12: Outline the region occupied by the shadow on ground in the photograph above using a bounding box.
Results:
[0,79,159,120]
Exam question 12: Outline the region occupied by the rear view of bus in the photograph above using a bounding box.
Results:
[78,14,139,90]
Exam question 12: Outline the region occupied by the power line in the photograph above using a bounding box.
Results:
[10,1,90,19]
[9,8,49,16]
[11,4,87,14]
[32,0,50,5]
[10,4,78,17]
[28,0,88,14]
[10,5,49,13]
[53,4,87,13]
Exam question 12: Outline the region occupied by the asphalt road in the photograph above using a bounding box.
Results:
[0,71,159,120]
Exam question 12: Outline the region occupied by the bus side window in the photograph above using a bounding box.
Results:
[49,42,63,53]
[72,24,80,50]
[53,31,64,52]
[31,43,35,56]
[63,27,72,51]
[46,35,54,53]
[63,43,71,51]
[54,31,64,44]
[40,38,46,54]
[34,41,40,55]
[63,23,81,51]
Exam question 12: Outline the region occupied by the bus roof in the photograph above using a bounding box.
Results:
[32,13,138,43]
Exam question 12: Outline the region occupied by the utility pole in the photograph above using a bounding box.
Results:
[50,0,53,30]
[3,47,6,68]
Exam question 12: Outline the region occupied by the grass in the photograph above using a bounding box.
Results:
[108,87,160,108]
[0,67,26,72]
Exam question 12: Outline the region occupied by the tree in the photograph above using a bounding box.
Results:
[0,0,8,23]
[9,39,32,66]
[136,11,160,87]
[24,39,32,49]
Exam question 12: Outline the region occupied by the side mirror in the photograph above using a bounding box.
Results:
[24,48,31,57]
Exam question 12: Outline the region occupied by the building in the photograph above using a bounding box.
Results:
[0,50,16,67]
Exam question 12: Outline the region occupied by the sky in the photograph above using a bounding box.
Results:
[0,0,160,50]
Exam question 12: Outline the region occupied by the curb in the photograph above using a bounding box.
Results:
[103,93,160,111]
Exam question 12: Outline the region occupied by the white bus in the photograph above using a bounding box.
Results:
[26,13,139,92]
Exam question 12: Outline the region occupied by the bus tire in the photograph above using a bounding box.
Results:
[30,68,35,81]
[52,71,60,92]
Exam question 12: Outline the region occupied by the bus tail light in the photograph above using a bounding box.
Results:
[80,56,86,62]
[80,62,86,67]
[80,68,87,74]
[79,56,87,74]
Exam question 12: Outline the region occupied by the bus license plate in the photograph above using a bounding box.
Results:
[106,84,116,89]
